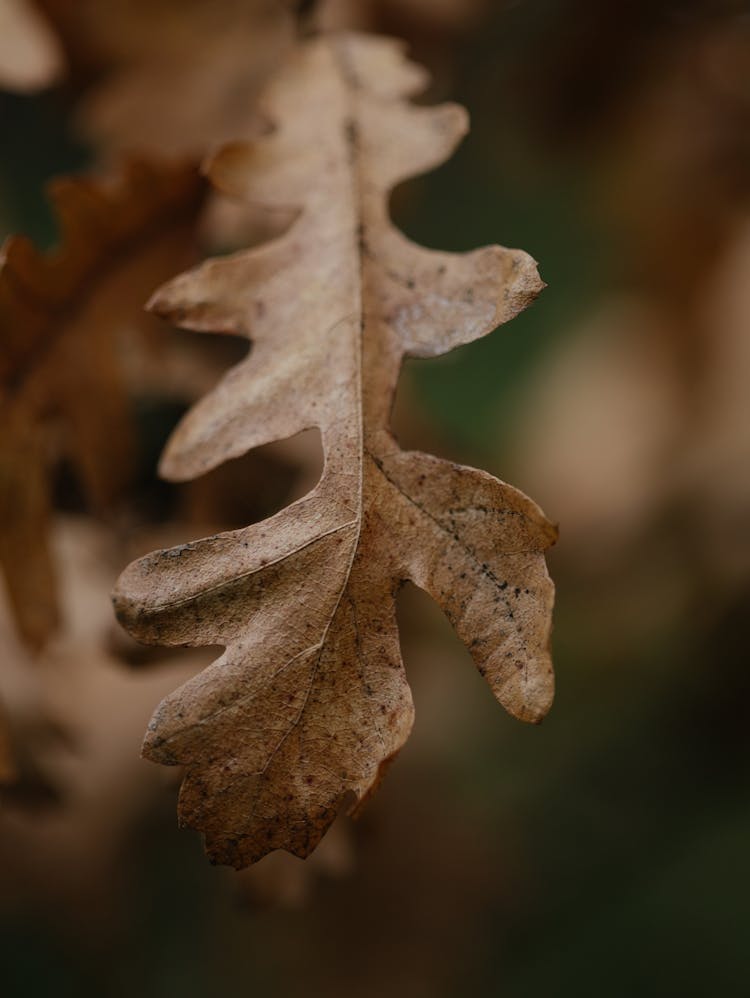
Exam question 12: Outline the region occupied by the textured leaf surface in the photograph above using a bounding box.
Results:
[0,161,205,648]
[114,33,556,868]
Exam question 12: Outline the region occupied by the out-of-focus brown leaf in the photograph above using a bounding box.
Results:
[74,0,296,158]
[0,517,207,916]
[236,815,354,908]
[114,33,555,869]
[0,712,70,810]
[0,160,205,649]
[511,217,750,586]
[502,16,750,583]
[0,0,64,92]
[508,297,684,563]
[67,0,487,249]
[63,0,297,251]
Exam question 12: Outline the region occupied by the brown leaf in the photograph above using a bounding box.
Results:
[75,0,296,158]
[68,0,296,252]
[114,33,556,869]
[0,160,205,648]
[0,0,64,92]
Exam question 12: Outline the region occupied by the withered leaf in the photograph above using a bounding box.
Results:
[114,33,556,868]
[0,160,205,648]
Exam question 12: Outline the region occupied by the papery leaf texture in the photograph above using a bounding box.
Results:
[114,33,557,868]
[0,161,205,648]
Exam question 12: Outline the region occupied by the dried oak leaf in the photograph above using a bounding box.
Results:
[114,33,556,868]
[0,160,205,648]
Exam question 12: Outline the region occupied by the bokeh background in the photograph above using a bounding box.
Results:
[1,1,749,995]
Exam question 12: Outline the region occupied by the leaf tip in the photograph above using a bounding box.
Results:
[145,276,183,321]
[141,722,174,766]
[202,141,250,197]
[157,440,192,483]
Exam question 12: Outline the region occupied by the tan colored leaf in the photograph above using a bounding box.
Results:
[114,33,556,869]
[0,160,205,648]
[0,0,64,92]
